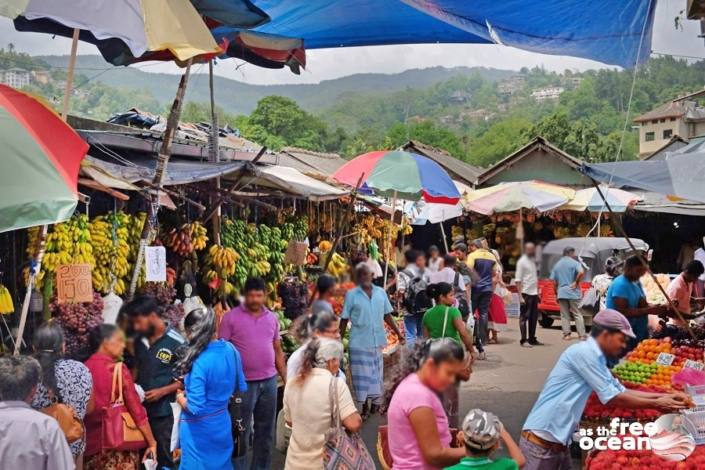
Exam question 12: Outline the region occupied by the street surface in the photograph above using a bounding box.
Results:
[273,318,580,469]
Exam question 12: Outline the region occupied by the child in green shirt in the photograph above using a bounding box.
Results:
[444,409,525,470]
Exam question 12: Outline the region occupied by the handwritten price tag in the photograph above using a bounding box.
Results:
[684,359,705,371]
[656,352,675,366]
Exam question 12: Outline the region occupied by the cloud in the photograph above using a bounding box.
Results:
[0,0,700,85]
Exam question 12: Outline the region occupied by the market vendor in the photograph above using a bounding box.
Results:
[521,309,689,470]
[605,255,668,350]
[666,260,705,326]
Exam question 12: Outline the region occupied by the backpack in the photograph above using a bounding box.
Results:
[401,269,432,315]
[453,272,470,319]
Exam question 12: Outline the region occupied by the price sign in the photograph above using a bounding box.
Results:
[656,352,675,366]
[145,246,166,282]
[684,359,705,371]
[56,264,93,304]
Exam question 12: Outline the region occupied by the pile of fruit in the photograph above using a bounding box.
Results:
[51,292,104,356]
[163,222,208,257]
[355,214,412,257]
[27,211,146,296]
[275,310,298,354]
[640,273,672,305]
[326,252,349,278]
[582,385,664,422]
[0,284,14,314]
[587,445,705,469]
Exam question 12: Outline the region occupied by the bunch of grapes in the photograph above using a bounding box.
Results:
[139,282,176,304]
[51,293,104,357]
[161,303,185,329]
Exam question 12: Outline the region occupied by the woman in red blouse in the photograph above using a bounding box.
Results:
[84,324,157,469]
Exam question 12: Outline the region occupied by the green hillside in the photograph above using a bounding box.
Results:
[37,54,515,114]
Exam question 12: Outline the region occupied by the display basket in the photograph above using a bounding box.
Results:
[683,385,705,444]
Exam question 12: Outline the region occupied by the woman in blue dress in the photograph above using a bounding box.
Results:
[175,307,246,470]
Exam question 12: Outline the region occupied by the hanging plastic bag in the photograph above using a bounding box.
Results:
[102,292,123,325]
[170,401,181,453]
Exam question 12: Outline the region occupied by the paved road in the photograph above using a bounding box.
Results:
[272,318,582,469]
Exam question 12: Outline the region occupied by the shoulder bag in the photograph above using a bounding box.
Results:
[323,377,375,470]
[101,362,147,451]
[41,386,84,443]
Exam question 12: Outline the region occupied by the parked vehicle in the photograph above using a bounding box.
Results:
[537,237,650,328]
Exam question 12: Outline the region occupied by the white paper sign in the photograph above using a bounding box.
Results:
[145,246,166,282]
[656,352,675,366]
[684,359,705,371]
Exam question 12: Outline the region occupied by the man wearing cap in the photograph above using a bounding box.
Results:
[521,309,689,470]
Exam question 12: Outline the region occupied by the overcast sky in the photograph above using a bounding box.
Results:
[0,0,702,85]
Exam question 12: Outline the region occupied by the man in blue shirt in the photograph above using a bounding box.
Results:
[550,247,586,341]
[521,309,688,470]
[605,255,668,351]
[341,263,404,418]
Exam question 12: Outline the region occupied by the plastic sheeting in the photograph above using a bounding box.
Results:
[239,165,347,201]
[250,0,656,67]
[581,143,705,204]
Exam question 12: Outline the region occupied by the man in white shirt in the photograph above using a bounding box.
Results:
[516,242,543,347]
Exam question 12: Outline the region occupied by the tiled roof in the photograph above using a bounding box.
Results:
[634,101,688,122]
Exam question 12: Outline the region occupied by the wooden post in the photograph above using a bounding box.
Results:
[323,175,364,272]
[208,59,221,245]
[382,191,398,287]
[15,29,80,354]
[128,60,193,300]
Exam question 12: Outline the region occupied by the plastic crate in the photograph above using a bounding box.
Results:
[682,407,705,445]
[686,384,705,407]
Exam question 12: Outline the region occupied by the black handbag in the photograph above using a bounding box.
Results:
[229,392,248,458]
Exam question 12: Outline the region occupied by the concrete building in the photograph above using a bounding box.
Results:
[31,70,51,85]
[531,86,564,102]
[1,68,31,88]
[633,90,705,158]
[497,75,526,95]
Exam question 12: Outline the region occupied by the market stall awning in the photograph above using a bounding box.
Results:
[228,164,348,201]
[581,143,705,204]
[633,191,705,217]
[561,185,641,212]
[250,0,655,67]
[84,156,246,187]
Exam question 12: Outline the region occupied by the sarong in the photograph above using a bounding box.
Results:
[349,346,383,404]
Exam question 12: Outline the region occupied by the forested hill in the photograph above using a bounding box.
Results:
[37,54,514,114]
[6,49,705,167]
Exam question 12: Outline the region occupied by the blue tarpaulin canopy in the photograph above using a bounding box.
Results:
[247,0,656,67]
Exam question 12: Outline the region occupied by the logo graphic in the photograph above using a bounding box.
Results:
[155,348,173,364]
[648,414,696,462]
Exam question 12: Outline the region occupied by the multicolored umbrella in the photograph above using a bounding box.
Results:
[332,150,461,204]
[463,180,575,215]
[0,85,88,233]
[561,185,641,212]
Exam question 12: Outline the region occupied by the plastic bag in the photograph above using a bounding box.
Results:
[102,292,123,324]
[170,401,181,452]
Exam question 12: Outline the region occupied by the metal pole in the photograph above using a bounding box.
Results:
[15,29,80,354]
[208,59,221,246]
[383,191,398,288]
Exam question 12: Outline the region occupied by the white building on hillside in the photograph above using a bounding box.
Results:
[531,86,564,102]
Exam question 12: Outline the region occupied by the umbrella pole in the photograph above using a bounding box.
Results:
[15,29,80,354]
[439,222,449,253]
[383,191,398,289]
[128,60,193,300]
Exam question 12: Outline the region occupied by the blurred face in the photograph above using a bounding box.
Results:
[102,329,126,359]
[439,290,456,306]
[244,289,266,312]
[597,331,627,359]
[357,268,373,288]
[480,239,489,250]
[326,357,341,376]
[430,249,439,259]
[315,319,341,340]
[524,243,536,257]
[131,312,160,337]
[625,264,647,281]
[423,358,465,392]
[456,250,467,261]
[415,255,426,269]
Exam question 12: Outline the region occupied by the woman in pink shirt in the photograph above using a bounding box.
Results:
[384,338,468,469]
